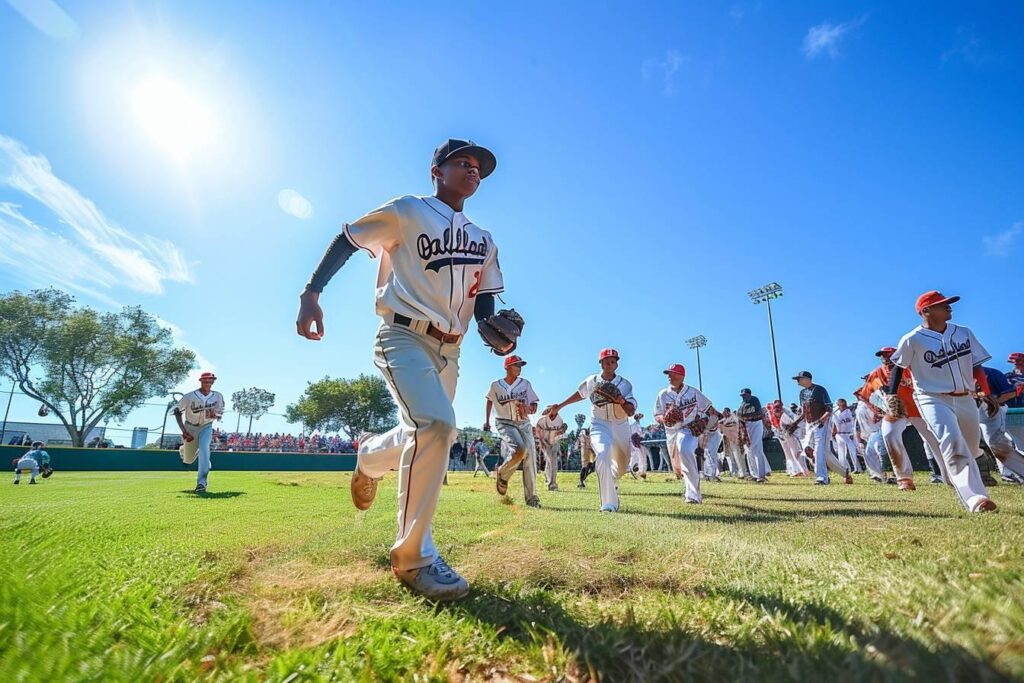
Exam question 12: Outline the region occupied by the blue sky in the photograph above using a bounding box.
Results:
[1,1,1022,443]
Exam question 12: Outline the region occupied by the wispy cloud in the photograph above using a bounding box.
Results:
[278,188,313,220]
[642,49,685,96]
[6,0,77,40]
[152,315,215,390]
[802,16,867,60]
[0,135,193,296]
[942,26,997,67]
[983,221,1022,257]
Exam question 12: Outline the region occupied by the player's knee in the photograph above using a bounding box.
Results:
[421,415,458,443]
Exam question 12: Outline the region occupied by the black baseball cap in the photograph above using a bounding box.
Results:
[740,388,751,395]
[792,370,813,380]
[432,139,497,179]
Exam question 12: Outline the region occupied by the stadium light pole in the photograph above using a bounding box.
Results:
[748,282,784,404]
[685,335,707,391]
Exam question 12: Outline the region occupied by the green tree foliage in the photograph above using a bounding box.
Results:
[231,387,276,434]
[0,288,195,446]
[285,374,397,439]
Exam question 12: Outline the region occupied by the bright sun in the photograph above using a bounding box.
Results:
[131,75,217,160]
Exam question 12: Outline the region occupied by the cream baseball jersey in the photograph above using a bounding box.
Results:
[486,378,539,422]
[577,374,637,423]
[855,401,880,435]
[535,413,565,443]
[833,407,856,434]
[176,390,225,426]
[653,384,712,432]
[344,195,504,337]
[891,324,991,395]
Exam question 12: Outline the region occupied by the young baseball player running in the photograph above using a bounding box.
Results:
[628,413,648,480]
[888,291,996,512]
[701,416,724,481]
[768,401,810,477]
[832,398,863,474]
[484,355,541,507]
[852,389,886,482]
[296,139,525,600]
[653,363,720,504]
[737,389,770,483]
[576,427,596,488]
[174,372,225,494]
[793,371,852,485]
[977,366,1024,483]
[470,437,492,478]
[535,410,566,490]
[545,349,637,512]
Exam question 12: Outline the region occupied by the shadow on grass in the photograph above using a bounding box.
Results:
[442,583,1013,682]
[542,501,953,524]
[177,490,247,499]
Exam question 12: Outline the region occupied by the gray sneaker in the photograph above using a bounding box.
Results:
[393,556,469,601]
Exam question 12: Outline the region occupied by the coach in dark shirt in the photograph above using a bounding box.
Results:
[794,370,850,485]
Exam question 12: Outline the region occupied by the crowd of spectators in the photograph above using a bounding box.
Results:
[210,430,356,453]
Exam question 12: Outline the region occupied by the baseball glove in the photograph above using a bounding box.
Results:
[477,309,524,356]
[41,466,53,479]
[630,433,643,449]
[688,415,708,437]
[662,405,686,427]
[592,381,623,405]
[885,394,908,419]
[979,394,1000,419]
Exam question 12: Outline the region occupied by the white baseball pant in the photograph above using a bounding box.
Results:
[539,439,561,489]
[776,432,809,475]
[979,404,1024,479]
[723,438,747,477]
[591,418,632,510]
[628,443,648,477]
[743,421,770,480]
[864,430,887,477]
[495,419,539,503]
[358,323,460,573]
[703,430,722,477]
[667,427,702,503]
[804,417,848,483]
[914,393,990,511]
[834,432,862,473]
[881,416,940,481]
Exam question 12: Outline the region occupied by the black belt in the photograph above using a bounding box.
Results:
[393,314,461,344]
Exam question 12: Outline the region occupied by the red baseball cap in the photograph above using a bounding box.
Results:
[1009,352,1024,364]
[199,372,217,381]
[663,363,686,376]
[915,290,960,314]
[874,346,896,357]
[599,348,619,361]
[504,355,526,369]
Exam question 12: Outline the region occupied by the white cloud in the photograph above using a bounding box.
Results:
[277,188,313,220]
[942,26,996,67]
[642,49,685,96]
[0,135,193,295]
[983,221,1022,257]
[6,0,77,40]
[802,16,867,60]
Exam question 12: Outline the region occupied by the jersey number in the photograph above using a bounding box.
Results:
[468,270,482,298]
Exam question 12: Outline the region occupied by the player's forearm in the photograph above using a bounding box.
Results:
[474,293,495,322]
[886,367,904,395]
[973,366,991,396]
[484,401,493,423]
[552,393,583,413]
[305,233,358,293]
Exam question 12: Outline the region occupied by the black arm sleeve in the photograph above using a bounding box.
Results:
[474,293,495,322]
[887,366,904,395]
[305,233,358,293]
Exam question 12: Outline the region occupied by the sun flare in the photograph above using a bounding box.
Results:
[131,75,217,160]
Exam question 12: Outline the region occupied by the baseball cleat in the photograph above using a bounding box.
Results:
[929,474,943,484]
[844,473,854,485]
[685,498,701,504]
[1002,475,1023,485]
[547,484,558,491]
[599,504,618,513]
[194,484,206,494]
[392,556,469,601]
[525,498,541,509]
[976,498,998,513]
[350,464,380,511]
[495,474,509,496]
[577,482,586,488]
[885,476,898,485]
[814,479,828,485]
[870,475,884,483]
[29,480,37,484]
[12,480,18,485]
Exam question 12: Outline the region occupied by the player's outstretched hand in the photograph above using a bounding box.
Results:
[182,432,194,443]
[482,422,491,432]
[543,405,560,418]
[296,291,325,341]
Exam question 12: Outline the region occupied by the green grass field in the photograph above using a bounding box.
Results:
[1,470,1022,682]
